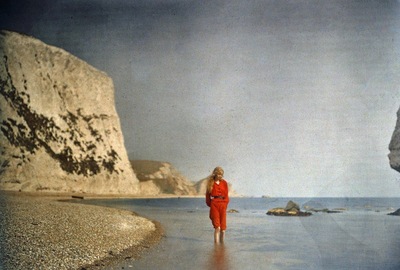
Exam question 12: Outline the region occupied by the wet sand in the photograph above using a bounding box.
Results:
[0,191,164,270]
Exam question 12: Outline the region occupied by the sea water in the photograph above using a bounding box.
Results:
[81,197,400,270]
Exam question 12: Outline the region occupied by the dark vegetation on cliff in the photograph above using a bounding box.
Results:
[1,56,121,176]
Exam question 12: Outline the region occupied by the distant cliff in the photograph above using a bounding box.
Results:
[131,160,238,196]
[194,177,238,197]
[131,160,197,196]
[389,107,400,173]
[0,30,139,194]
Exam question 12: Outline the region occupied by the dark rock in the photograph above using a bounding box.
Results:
[266,207,312,216]
[309,208,343,214]
[267,201,312,217]
[388,208,400,216]
[284,200,300,212]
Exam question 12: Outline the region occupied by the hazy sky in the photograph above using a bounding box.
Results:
[2,0,400,197]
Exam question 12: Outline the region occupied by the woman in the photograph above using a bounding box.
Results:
[205,166,230,244]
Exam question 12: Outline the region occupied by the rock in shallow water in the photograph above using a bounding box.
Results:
[388,208,400,216]
[267,201,312,216]
[266,208,312,216]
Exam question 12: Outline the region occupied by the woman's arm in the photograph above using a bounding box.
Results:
[205,191,211,207]
[223,180,229,204]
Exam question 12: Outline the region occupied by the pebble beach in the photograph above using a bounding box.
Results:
[0,191,164,270]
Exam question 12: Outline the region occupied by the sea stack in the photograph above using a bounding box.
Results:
[0,30,139,194]
[389,107,400,173]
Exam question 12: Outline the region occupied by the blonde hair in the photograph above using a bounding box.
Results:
[206,166,224,193]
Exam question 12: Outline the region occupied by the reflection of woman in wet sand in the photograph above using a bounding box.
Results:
[207,245,230,270]
[205,166,230,244]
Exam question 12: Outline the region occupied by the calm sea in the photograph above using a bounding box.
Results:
[81,197,400,270]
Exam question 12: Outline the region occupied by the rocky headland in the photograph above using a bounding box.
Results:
[131,160,238,197]
[131,160,197,196]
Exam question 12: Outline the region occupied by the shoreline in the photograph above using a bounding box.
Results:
[0,191,165,270]
[0,190,244,199]
[79,220,164,270]
[2,190,206,199]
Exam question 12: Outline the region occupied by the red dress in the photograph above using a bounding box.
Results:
[205,179,230,230]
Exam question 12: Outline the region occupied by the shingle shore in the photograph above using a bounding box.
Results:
[0,191,164,270]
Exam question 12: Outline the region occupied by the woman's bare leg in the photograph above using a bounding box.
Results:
[220,230,225,243]
[214,227,220,243]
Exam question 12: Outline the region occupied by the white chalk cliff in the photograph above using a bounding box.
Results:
[0,30,140,194]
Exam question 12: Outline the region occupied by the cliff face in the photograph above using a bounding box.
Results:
[0,30,139,194]
[389,107,400,173]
